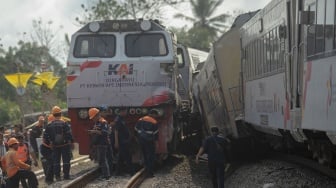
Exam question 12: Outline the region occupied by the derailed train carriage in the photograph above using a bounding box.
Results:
[195,0,336,166]
[192,12,258,157]
[66,19,199,161]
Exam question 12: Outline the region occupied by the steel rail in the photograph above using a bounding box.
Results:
[125,168,146,188]
[269,152,336,180]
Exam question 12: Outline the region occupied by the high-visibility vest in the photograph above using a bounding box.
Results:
[3,150,30,178]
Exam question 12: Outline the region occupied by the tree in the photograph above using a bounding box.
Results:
[174,0,230,50]
[76,0,181,25]
[31,18,66,62]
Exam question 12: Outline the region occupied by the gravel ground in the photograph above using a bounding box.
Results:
[43,154,336,188]
[140,155,212,188]
[225,160,336,188]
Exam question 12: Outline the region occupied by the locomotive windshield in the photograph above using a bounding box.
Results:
[125,33,168,57]
[74,35,116,58]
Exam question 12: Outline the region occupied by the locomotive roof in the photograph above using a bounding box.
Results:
[76,19,167,33]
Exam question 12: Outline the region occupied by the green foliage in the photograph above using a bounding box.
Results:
[0,99,21,125]
[0,40,66,125]
[174,0,230,50]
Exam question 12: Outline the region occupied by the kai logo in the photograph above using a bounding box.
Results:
[108,64,134,75]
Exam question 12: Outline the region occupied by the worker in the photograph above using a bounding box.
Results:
[43,106,74,181]
[40,114,55,184]
[0,133,7,175]
[88,107,110,180]
[29,115,44,159]
[15,134,38,187]
[196,126,229,188]
[2,137,38,188]
[135,109,159,177]
[113,107,134,176]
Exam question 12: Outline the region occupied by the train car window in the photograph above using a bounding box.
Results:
[273,28,279,71]
[256,40,261,76]
[252,42,256,78]
[248,44,252,79]
[263,37,267,75]
[74,35,116,58]
[266,32,271,73]
[176,47,185,68]
[307,3,316,57]
[325,0,335,51]
[315,0,325,53]
[125,33,167,57]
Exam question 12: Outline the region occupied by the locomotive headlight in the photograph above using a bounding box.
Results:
[152,108,164,117]
[78,109,89,119]
[136,108,142,115]
[140,20,151,31]
[89,22,100,33]
[129,108,136,115]
[142,108,148,115]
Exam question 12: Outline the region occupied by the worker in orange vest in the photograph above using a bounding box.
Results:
[2,137,38,188]
[16,134,38,187]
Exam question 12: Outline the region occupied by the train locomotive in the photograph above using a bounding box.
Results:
[66,19,197,160]
[194,0,336,166]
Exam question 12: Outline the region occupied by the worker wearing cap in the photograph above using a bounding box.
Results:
[196,126,229,188]
[43,106,74,181]
[135,109,159,177]
[88,107,110,180]
[3,137,38,188]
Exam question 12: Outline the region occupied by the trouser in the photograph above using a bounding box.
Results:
[97,145,110,178]
[42,154,54,182]
[53,144,71,178]
[106,145,116,174]
[117,143,134,175]
[20,159,33,188]
[40,144,54,181]
[208,161,225,188]
[6,170,38,188]
[139,139,155,175]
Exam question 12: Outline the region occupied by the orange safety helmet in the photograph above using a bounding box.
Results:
[51,106,62,115]
[89,108,100,119]
[7,137,19,146]
[47,114,55,123]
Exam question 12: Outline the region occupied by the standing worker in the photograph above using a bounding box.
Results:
[40,114,55,184]
[196,126,228,188]
[135,109,159,177]
[30,115,44,159]
[113,107,134,175]
[43,106,74,181]
[88,108,110,180]
[2,137,38,188]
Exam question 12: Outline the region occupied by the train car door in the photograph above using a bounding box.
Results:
[286,0,308,142]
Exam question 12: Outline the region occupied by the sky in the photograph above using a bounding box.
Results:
[0,0,271,61]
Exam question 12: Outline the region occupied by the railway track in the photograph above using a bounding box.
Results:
[61,167,147,188]
[34,156,91,179]
[269,152,336,180]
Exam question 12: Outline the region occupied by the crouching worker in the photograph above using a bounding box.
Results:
[3,137,38,188]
